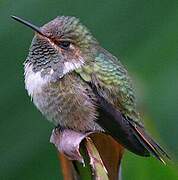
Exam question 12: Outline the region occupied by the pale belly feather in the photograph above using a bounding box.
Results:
[24,63,102,132]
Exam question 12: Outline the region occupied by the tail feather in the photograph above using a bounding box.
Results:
[128,120,170,164]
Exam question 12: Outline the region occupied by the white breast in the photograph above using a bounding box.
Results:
[24,63,50,97]
[24,60,84,97]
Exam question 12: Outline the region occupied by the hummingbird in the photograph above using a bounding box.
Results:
[12,15,169,164]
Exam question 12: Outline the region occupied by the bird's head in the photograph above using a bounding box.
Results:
[12,16,98,79]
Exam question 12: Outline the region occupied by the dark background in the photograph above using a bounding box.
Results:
[0,0,178,179]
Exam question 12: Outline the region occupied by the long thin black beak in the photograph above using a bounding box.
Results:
[11,15,45,37]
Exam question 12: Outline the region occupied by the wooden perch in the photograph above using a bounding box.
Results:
[50,129,124,180]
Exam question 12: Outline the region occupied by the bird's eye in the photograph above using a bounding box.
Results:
[59,41,71,50]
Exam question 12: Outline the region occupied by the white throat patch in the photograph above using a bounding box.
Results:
[24,63,50,97]
[24,60,84,97]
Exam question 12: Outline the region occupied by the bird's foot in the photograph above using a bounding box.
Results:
[54,124,65,134]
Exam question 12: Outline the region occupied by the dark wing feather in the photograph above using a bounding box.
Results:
[89,82,149,156]
[90,82,169,163]
[76,47,169,163]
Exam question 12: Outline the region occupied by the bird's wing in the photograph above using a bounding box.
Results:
[75,47,169,163]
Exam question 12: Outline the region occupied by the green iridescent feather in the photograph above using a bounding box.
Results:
[76,47,141,124]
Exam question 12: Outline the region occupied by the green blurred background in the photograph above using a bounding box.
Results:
[0,0,178,179]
